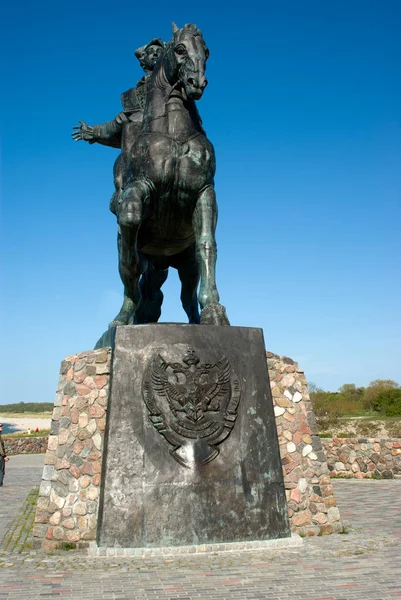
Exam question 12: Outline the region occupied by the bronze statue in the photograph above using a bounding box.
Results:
[73,23,229,333]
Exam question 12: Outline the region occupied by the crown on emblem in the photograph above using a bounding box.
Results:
[182,347,200,366]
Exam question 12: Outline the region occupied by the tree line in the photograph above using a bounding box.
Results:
[0,402,53,413]
[309,379,401,418]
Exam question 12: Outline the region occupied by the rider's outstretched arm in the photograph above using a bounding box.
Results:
[72,113,128,148]
[91,114,126,148]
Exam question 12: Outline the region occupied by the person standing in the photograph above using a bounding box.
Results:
[0,424,9,487]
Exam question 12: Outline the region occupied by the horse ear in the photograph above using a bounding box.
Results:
[172,22,179,34]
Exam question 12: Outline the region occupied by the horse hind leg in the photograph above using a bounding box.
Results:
[135,265,169,324]
[176,248,200,324]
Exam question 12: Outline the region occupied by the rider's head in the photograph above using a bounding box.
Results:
[135,38,165,74]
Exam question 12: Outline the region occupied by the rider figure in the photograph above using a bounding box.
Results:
[72,38,165,215]
[72,38,165,329]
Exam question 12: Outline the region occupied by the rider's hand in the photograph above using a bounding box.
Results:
[72,120,95,142]
[4,457,9,462]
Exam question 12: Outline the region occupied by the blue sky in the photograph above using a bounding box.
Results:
[1,0,400,404]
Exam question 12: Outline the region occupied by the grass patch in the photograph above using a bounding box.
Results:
[60,543,77,551]
[4,429,50,439]
[339,525,350,534]
[0,488,39,553]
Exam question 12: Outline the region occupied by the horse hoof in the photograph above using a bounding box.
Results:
[108,320,125,327]
[200,304,230,326]
[108,311,132,327]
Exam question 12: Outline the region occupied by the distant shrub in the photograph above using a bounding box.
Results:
[373,389,401,417]
[310,391,342,417]
[310,386,365,418]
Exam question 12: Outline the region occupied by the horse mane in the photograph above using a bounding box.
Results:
[179,23,202,36]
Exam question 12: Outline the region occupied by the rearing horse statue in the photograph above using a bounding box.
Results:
[116,22,229,328]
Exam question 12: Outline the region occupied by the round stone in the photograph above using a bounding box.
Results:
[281,375,295,387]
[292,392,303,403]
[80,475,91,489]
[287,442,297,453]
[49,511,61,526]
[302,444,313,457]
[73,502,87,516]
[298,478,308,493]
[327,507,341,522]
[62,518,75,530]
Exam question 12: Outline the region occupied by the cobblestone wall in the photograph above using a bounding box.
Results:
[322,437,401,478]
[267,352,342,536]
[4,437,47,455]
[33,348,111,550]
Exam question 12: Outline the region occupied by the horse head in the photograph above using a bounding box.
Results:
[165,23,209,100]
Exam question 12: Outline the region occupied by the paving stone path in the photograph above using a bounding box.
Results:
[0,455,401,599]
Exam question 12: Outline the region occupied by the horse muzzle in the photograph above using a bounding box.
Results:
[185,75,208,100]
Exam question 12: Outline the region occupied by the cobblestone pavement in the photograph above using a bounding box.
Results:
[1,455,401,599]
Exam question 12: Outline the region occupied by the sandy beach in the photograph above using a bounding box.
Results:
[0,416,51,435]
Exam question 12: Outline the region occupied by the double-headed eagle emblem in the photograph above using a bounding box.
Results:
[143,347,241,468]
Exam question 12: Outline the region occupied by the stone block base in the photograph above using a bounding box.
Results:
[98,325,291,548]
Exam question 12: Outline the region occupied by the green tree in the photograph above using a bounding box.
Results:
[364,379,400,410]
[373,388,401,416]
[338,383,365,414]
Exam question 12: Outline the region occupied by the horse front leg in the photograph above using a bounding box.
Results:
[193,186,229,326]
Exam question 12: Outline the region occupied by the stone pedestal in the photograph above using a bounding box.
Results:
[98,324,291,548]
[33,333,342,550]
